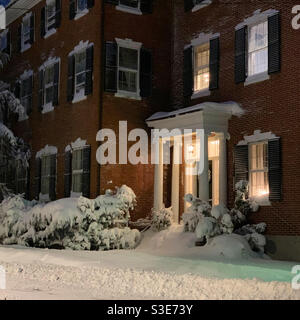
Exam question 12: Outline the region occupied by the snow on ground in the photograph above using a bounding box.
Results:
[0,225,299,300]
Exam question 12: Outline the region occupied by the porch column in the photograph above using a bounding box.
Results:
[219,133,227,206]
[198,133,209,201]
[154,138,163,210]
[171,162,180,224]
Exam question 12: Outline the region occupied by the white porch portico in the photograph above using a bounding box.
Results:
[146,101,243,224]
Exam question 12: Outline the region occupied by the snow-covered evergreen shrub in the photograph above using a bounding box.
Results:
[182,181,267,253]
[151,206,173,232]
[0,185,140,251]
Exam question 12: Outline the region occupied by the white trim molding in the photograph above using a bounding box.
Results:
[237,130,279,146]
[192,0,212,13]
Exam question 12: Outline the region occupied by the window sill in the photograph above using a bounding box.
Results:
[116,5,142,15]
[39,193,50,202]
[191,88,211,100]
[250,196,271,207]
[21,43,31,53]
[192,0,212,12]
[245,72,270,86]
[18,113,29,122]
[74,8,89,21]
[72,91,87,104]
[41,103,54,114]
[44,28,57,39]
[115,91,142,100]
[71,191,82,198]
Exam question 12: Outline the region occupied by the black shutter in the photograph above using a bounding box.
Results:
[82,146,91,198]
[17,25,22,53]
[183,46,193,97]
[184,0,194,12]
[85,45,94,96]
[64,151,72,198]
[55,0,62,28]
[69,0,76,20]
[38,70,44,111]
[87,0,95,9]
[4,31,11,56]
[49,154,57,201]
[268,139,282,201]
[14,81,20,99]
[268,13,281,74]
[53,61,60,106]
[67,54,75,102]
[209,37,219,90]
[41,7,46,38]
[140,48,152,98]
[105,0,119,4]
[140,0,153,14]
[30,14,35,44]
[235,26,247,84]
[34,158,41,200]
[104,41,118,92]
[234,145,248,183]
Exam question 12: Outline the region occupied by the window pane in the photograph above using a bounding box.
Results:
[249,22,268,52]
[119,47,138,70]
[77,0,87,11]
[23,19,31,43]
[72,173,82,193]
[120,0,139,8]
[119,70,137,92]
[250,143,268,170]
[194,43,209,91]
[248,48,268,76]
[250,171,269,197]
[72,150,83,171]
[45,66,54,85]
[76,51,86,74]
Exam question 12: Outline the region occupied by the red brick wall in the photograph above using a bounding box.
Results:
[171,0,300,236]
[1,0,172,221]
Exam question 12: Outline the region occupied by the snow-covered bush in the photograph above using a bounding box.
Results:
[151,206,173,232]
[0,185,140,251]
[182,181,266,253]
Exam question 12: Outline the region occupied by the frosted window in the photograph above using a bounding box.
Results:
[248,21,268,76]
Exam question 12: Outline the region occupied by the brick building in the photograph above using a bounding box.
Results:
[0,0,299,261]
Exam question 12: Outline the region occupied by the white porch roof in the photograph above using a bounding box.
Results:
[146,101,243,134]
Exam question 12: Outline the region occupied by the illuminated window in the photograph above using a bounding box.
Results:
[194,43,210,91]
[249,142,269,198]
[248,21,268,76]
[72,149,84,193]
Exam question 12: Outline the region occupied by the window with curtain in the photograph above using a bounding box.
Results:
[75,50,86,95]
[77,0,87,12]
[72,149,83,193]
[249,142,269,198]
[41,155,51,195]
[248,21,268,76]
[20,77,32,114]
[46,0,56,32]
[22,17,31,46]
[194,43,210,91]
[44,65,55,105]
[118,46,139,93]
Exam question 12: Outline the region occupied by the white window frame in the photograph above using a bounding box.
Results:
[116,0,142,15]
[40,154,52,197]
[71,148,84,196]
[15,161,27,195]
[21,13,32,53]
[73,49,87,103]
[193,42,210,98]
[115,38,142,100]
[20,77,32,115]
[74,0,89,20]
[245,20,269,86]
[248,141,270,205]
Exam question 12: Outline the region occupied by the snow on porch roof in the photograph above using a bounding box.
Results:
[6,0,42,26]
[146,101,244,122]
